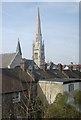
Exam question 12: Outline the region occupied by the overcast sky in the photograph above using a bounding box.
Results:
[1,2,79,64]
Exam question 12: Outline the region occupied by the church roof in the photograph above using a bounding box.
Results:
[16,40,22,55]
[0,53,16,68]
[0,40,22,68]
[21,58,39,70]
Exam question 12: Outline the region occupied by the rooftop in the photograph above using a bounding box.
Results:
[0,68,35,94]
[0,53,16,68]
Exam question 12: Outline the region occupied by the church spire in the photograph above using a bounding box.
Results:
[36,7,41,36]
[16,38,22,55]
[33,8,45,70]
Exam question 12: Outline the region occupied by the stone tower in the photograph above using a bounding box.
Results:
[33,8,45,69]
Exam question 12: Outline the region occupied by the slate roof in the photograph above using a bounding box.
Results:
[73,70,81,78]
[63,70,79,78]
[34,69,57,79]
[0,68,35,94]
[21,59,81,79]
[21,58,39,70]
[0,53,16,68]
[34,69,64,80]
[24,59,33,69]
[30,67,81,80]
[0,41,22,68]
[49,69,67,78]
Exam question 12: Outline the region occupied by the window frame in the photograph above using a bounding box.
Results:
[68,84,74,93]
[12,92,21,103]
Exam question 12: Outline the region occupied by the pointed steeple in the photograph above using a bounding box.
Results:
[33,8,45,70]
[16,38,22,55]
[36,7,41,36]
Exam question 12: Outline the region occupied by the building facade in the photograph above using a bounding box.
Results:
[37,79,81,104]
[1,68,37,119]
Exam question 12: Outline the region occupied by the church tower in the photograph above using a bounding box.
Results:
[33,8,45,69]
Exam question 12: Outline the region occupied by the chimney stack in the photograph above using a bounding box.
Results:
[57,64,63,71]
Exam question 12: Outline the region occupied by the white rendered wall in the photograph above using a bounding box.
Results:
[37,80,63,104]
